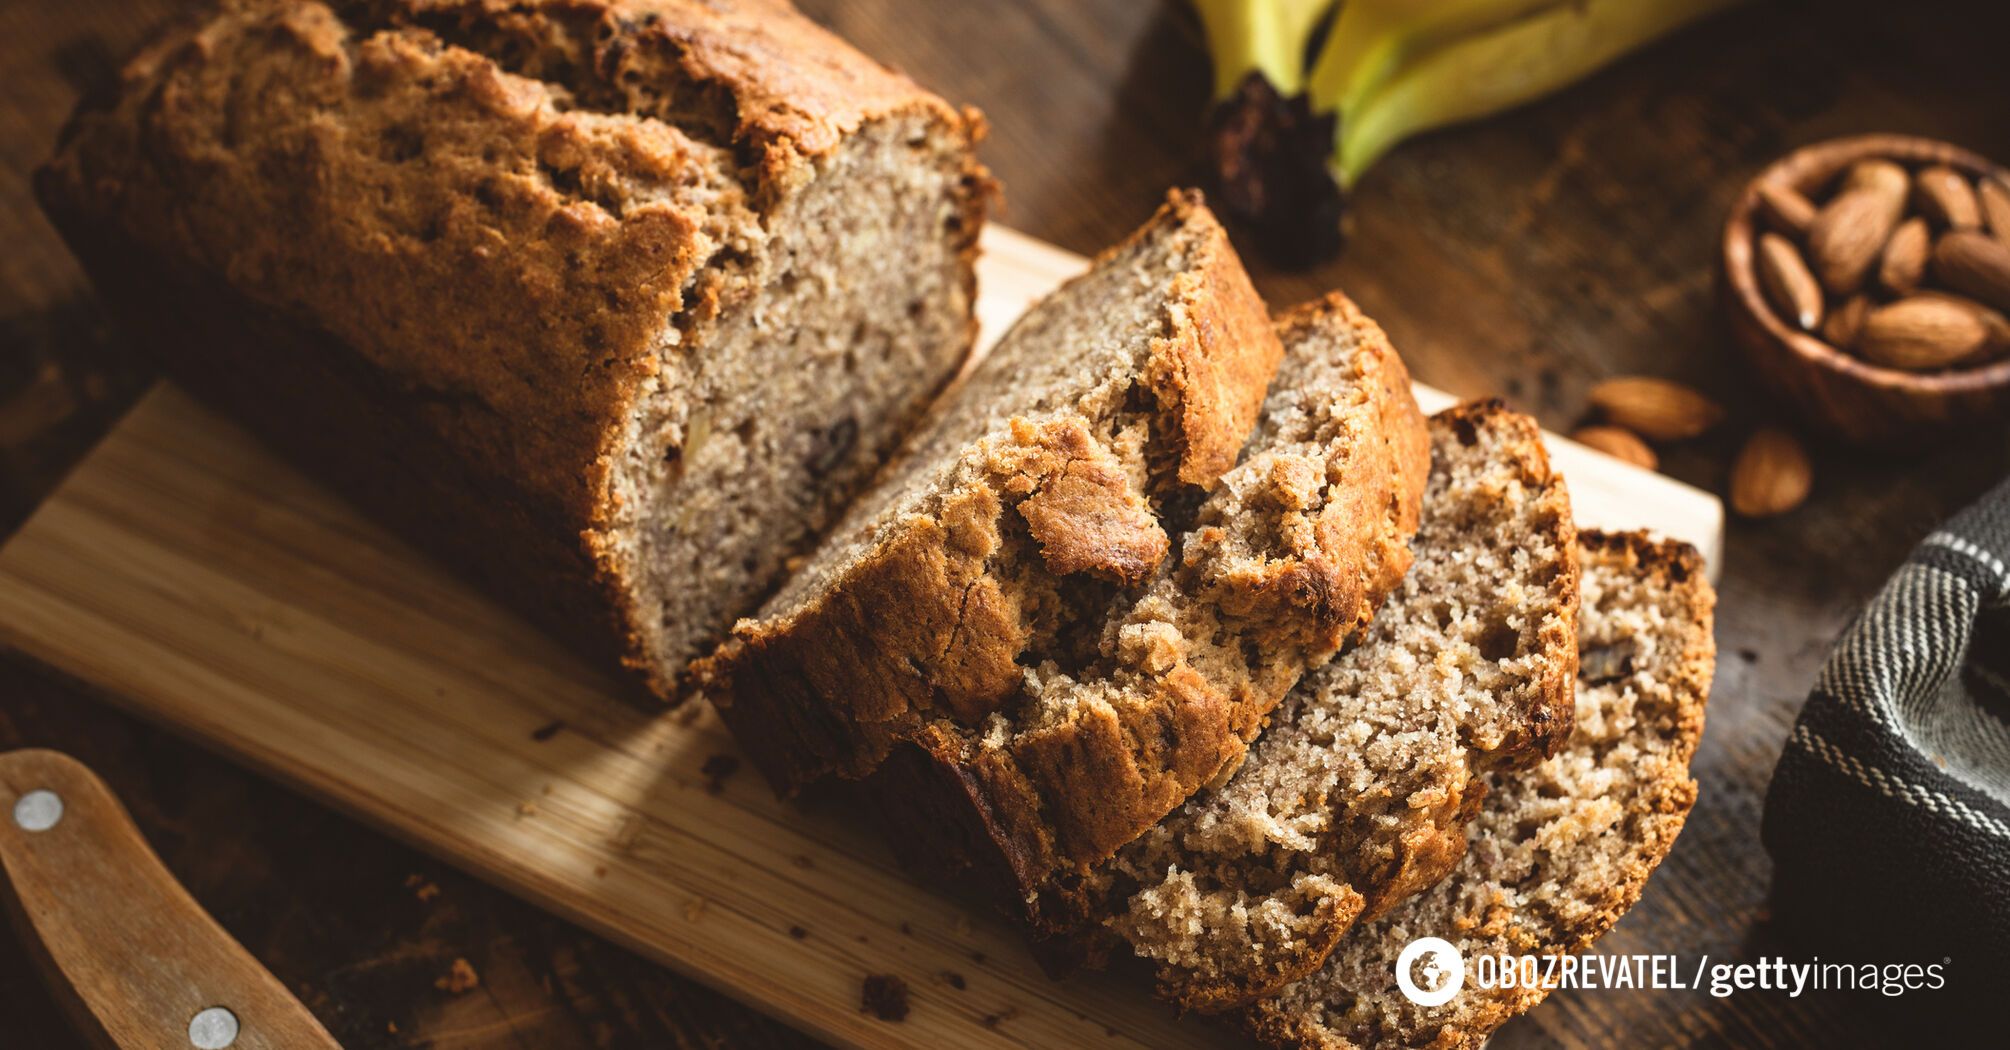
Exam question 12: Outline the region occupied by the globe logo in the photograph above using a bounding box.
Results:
[1395,937,1466,1007]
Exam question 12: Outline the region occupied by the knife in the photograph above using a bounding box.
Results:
[0,748,342,1049]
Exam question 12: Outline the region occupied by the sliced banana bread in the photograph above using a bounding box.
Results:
[1242,531,1715,1050]
[701,278,1430,909]
[36,0,989,699]
[1096,401,1579,1012]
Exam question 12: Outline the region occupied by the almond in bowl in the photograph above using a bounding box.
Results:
[1722,134,2010,445]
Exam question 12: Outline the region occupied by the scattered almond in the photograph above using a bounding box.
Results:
[1570,425,1657,470]
[1587,377,1724,442]
[1979,176,2010,244]
[1729,427,1812,518]
[1755,181,1816,238]
[1757,233,1824,330]
[1914,167,1980,230]
[1856,295,1993,371]
[1931,229,2010,314]
[1822,294,1871,351]
[1806,159,1909,295]
[1877,217,1930,295]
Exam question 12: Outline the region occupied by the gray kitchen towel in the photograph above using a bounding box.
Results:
[1762,477,2010,1010]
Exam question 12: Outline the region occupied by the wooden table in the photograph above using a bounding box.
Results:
[3,1,2004,1046]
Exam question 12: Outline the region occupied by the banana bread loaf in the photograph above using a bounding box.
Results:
[699,254,1431,911]
[1242,530,1715,1050]
[1076,400,1579,1011]
[36,0,989,699]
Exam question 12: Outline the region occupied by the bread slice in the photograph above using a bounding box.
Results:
[701,276,1430,908]
[1094,401,1579,1011]
[1242,531,1715,1050]
[36,0,988,699]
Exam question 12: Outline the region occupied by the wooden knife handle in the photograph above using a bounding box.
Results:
[0,749,342,1050]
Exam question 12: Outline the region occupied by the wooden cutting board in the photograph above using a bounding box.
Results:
[0,227,1721,1050]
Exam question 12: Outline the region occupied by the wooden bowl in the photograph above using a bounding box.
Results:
[1721,133,2010,446]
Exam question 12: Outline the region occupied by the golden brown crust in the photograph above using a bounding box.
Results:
[1147,190,1289,487]
[37,0,989,699]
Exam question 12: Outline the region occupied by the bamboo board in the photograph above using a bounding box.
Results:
[0,227,1722,1050]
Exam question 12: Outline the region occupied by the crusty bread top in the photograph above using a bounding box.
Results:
[37,0,984,552]
[1241,530,1714,1050]
[1104,400,1579,1013]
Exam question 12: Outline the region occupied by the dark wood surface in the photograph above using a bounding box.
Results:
[3,1,2005,1046]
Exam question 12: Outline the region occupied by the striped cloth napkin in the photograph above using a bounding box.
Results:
[1763,478,2010,1013]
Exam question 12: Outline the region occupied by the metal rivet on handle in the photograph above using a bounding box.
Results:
[12,789,62,832]
[188,1006,239,1049]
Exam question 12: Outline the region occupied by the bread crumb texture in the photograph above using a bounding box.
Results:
[1241,530,1714,1050]
[1104,400,1580,1012]
[702,264,1430,914]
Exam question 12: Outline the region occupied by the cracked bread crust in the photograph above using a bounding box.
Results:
[1242,531,1714,1050]
[1086,400,1578,1013]
[36,0,990,698]
[702,281,1430,914]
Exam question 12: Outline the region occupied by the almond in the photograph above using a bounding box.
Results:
[1856,295,1993,371]
[1757,232,1823,330]
[1931,229,2010,314]
[1914,167,1980,230]
[1806,160,1909,295]
[1822,294,1871,351]
[1755,181,1816,239]
[1570,425,1658,470]
[1730,426,1811,519]
[1587,377,1724,442]
[1877,217,1929,295]
[1980,175,2010,244]
[1913,291,2010,362]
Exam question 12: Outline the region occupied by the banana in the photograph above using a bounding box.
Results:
[1306,0,1571,130]
[1184,0,1746,265]
[1328,0,1749,185]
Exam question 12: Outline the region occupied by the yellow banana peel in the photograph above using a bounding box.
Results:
[1188,0,1751,265]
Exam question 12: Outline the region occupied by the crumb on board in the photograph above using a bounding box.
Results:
[435,958,479,995]
[684,897,708,921]
[700,753,741,794]
[788,925,809,940]
[541,783,553,796]
[942,971,966,990]
[531,720,564,742]
[517,801,538,818]
[860,974,910,1022]
[593,864,608,878]
[414,882,441,903]
[898,921,912,935]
